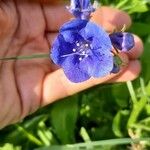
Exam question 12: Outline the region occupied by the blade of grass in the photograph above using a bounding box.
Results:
[131,124,150,132]
[16,125,43,146]
[35,138,150,150]
[126,81,137,104]
[80,127,91,142]
[71,138,150,147]
[0,53,49,61]
[127,79,148,128]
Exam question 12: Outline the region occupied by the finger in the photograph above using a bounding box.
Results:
[32,0,63,5]
[43,5,72,32]
[91,6,132,32]
[107,60,141,82]
[125,35,143,60]
[47,33,58,46]
[42,54,130,106]
[43,6,132,32]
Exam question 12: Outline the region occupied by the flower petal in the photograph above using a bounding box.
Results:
[70,0,80,9]
[80,52,113,78]
[79,22,112,51]
[61,30,84,43]
[91,37,112,52]
[109,32,135,51]
[51,34,75,65]
[60,19,88,32]
[62,55,90,83]
[67,0,95,20]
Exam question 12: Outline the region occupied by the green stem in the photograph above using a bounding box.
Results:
[131,124,150,132]
[126,81,137,104]
[127,96,147,128]
[67,138,150,148]
[140,117,150,123]
[16,125,43,146]
[127,79,148,128]
[116,0,128,9]
[80,127,91,142]
[140,77,147,96]
[0,53,49,61]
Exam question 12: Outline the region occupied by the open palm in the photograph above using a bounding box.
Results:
[0,0,143,128]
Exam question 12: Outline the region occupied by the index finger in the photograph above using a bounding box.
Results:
[43,5,132,32]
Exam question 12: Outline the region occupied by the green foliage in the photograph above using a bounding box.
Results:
[1,0,150,150]
[50,96,78,144]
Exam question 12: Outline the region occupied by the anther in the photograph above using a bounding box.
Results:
[82,51,86,54]
[79,57,82,61]
[85,44,89,47]
[76,42,80,47]
[73,48,76,52]
[85,54,88,57]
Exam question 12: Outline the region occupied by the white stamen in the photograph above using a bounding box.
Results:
[85,44,89,47]
[76,42,80,46]
[73,48,76,52]
[82,51,86,54]
[85,54,88,57]
[79,57,82,61]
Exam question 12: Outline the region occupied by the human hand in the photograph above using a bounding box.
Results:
[0,0,143,128]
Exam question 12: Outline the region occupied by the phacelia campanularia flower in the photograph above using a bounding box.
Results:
[51,19,113,83]
[50,0,135,83]
[67,0,95,20]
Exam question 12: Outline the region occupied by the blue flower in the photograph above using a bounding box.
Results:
[51,19,113,83]
[109,32,135,52]
[67,0,95,20]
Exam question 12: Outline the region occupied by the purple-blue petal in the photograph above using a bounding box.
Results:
[61,30,84,43]
[51,34,74,65]
[70,0,80,9]
[80,52,113,77]
[82,0,92,9]
[62,55,90,83]
[60,19,88,32]
[68,0,95,20]
[79,21,112,52]
[109,32,135,51]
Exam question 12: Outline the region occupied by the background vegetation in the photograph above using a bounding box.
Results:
[0,0,150,149]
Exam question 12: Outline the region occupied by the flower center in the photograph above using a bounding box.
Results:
[73,40,91,61]
[61,40,91,61]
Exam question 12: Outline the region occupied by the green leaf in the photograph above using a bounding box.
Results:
[50,96,79,144]
[129,0,148,14]
[130,23,150,36]
[111,83,129,108]
[116,0,148,14]
[141,35,150,83]
[112,110,129,137]
[0,143,21,150]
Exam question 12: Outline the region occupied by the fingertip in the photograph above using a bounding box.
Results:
[91,6,132,32]
[44,5,72,31]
